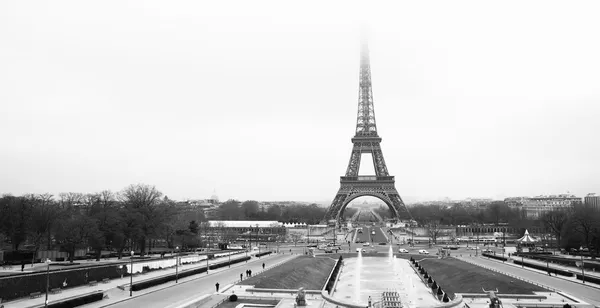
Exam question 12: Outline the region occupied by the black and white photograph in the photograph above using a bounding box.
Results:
[1,1,599,307]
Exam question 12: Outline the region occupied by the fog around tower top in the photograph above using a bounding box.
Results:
[1,0,599,202]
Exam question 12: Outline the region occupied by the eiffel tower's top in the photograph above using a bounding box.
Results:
[355,41,378,137]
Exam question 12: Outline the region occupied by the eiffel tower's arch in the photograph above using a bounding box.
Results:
[323,41,412,225]
[337,192,392,222]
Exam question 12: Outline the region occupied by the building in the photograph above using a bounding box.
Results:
[584,193,600,211]
[206,220,286,244]
[504,194,582,219]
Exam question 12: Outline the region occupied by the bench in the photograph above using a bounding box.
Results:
[102,278,110,284]
[50,288,62,294]
[29,292,42,299]
[88,280,98,286]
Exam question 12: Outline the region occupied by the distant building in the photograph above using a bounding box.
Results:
[206,220,286,244]
[505,194,582,219]
[584,193,600,211]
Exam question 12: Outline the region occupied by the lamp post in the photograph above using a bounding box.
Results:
[256,224,260,256]
[476,224,480,257]
[129,251,134,297]
[411,222,414,247]
[175,246,179,283]
[581,252,585,284]
[521,255,524,268]
[44,258,51,308]
[502,227,506,262]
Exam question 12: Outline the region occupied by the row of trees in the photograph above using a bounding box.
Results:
[0,185,334,262]
[0,185,192,261]
[215,200,327,224]
[373,201,600,252]
[541,205,600,253]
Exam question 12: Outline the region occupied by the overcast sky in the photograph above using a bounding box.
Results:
[1,0,599,203]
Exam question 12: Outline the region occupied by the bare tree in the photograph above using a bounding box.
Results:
[570,205,599,250]
[58,192,85,208]
[26,194,60,263]
[426,221,442,245]
[119,184,164,255]
[541,209,570,249]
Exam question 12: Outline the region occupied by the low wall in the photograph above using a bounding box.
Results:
[321,290,367,308]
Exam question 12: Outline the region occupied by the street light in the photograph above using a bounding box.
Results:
[175,246,179,283]
[44,258,51,308]
[129,251,134,297]
[256,224,260,256]
[581,251,585,284]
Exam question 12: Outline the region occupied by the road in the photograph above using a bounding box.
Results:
[83,253,293,308]
[459,256,600,306]
[354,226,387,244]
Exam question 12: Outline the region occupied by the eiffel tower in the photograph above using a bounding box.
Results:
[323,41,412,225]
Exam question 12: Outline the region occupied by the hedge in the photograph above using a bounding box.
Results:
[131,256,251,291]
[575,273,600,284]
[512,259,574,277]
[324,256,343,294]
[0,264,125,301]
[209,256,251,270]
[45,291,104,308]
[482,253,508,262]
[255,251,272,258]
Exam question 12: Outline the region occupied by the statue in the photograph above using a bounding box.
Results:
[296,287,307,306]
[483,288,502,308]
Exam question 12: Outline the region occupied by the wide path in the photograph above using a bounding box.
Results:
[457,256,600,306]
[86,253,294,308]
[370,227,387,244]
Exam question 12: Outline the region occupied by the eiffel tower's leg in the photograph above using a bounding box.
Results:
[372,148,390,177]
[324,192,347,223]
[345,148,362,177]
[389,193,412,221]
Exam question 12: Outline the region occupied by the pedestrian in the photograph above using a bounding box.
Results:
[215,282,220,292]
[246,269,249,277]
[240,273,243,281]
[368,296,372,307]
[262,263,265,270]
[249,269,252,276]
[21,262,25,272]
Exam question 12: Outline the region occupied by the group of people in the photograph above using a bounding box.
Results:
[215,263,266,293]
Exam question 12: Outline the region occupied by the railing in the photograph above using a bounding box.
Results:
[341,176,395,182]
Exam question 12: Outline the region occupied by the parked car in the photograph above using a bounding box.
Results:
[418,249,429,254]
[324,248,333,253]
[363,242,370,246]
[398,248,409,253]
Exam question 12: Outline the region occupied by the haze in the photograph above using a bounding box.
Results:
[1,0,599,202]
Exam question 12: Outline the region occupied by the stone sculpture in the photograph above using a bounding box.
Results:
[296,287,307,306]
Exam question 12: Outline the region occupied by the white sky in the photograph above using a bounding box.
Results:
[1,0,599,202]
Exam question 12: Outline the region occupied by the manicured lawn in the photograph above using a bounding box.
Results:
[240,256,336,290]
[215,298,280,308]
[418,258,548,297]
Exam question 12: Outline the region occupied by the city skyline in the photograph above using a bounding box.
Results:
[1,1,599,202]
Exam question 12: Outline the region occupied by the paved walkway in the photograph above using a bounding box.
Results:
[507,254,600,279]
[1,251,270,308]
[0,251,223,274]
[90,253,297,308]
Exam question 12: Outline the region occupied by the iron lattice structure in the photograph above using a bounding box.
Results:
[323,42,412,224]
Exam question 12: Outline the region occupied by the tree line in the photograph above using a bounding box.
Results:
[0,184,331,262]
[373,201,600,253]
